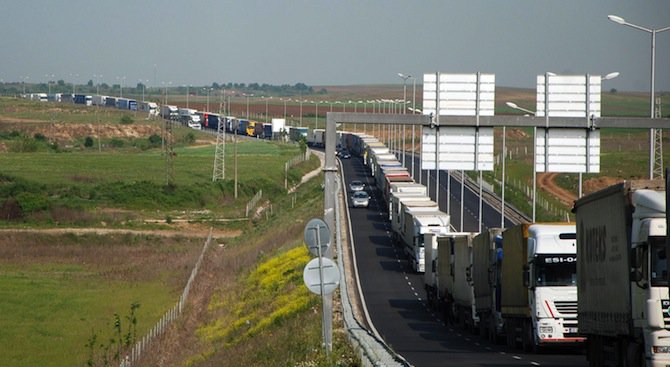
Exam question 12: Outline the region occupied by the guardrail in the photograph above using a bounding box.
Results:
[335,163,411,366]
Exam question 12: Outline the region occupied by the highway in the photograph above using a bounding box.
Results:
[341,153,587,367]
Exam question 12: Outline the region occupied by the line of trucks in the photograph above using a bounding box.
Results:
[23,93,318,142]
[340,130,670,366]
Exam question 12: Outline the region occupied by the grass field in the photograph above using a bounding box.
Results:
[0,87,667,365]
[0,97,339,366]
[0,233,204,367]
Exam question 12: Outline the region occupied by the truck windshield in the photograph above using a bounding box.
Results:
[533,255,577,286]
[650,236,668,287]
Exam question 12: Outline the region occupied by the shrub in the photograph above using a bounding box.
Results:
[8,137,39,152]
[120,114,134,125]
[84,136,94,148]
[0,197,23,220]
[15,192,49,213]
[34,133,46,141]
[148,134,162,147]
[183,132,196,145]
[110,138,125,148]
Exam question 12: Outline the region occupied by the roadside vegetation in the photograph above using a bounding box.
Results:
[0,97,351,366]
[1,86,666,365]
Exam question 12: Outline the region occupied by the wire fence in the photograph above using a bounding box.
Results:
[120,229,213,367]
[245,190,263,217]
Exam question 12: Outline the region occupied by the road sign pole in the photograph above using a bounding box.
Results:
[314,227,329,356]
[324,115,337,354]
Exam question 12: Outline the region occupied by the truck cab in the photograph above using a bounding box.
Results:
[525,225,582,347]
[629,191,669,366]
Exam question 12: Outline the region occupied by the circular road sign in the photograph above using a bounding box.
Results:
[304,218,331,257]
[303,257,340,295]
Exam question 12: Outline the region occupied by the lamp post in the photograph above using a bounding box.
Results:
[186,85,190,109]
[315,101,320,129]
[93,74,102,95]
[245,93,254,119]
[204,87,213,112]
[299,99,304,126]
[609,14,670,179]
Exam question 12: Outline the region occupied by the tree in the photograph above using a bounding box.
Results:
[57,79,65,86]
[87,80,94,87]
[211,82,220,89]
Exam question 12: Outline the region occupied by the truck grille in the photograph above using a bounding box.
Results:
[554,301,578,316]
[662,300,670,329]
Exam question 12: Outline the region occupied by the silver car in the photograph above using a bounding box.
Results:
[349,180,365,192]
[352,191,369,208]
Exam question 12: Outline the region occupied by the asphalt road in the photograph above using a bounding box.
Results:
[341,154,587,367]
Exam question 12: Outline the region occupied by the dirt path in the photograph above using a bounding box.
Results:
[537,172,577,206]
[0,226,241,239]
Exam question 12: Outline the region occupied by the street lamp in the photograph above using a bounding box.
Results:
[93,74,103,95]
[505,102,536,115]
[245,93,254,119]
[609,14,670,179]
[204,87,213,112]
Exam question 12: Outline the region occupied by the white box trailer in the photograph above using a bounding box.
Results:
[400,211,450,273]
[92,95,107,106]
[389,193,430,223]
[139,102,158,116]
[435,233,478,330]
[389,188,429,219]
[472,228,504,342]
[160,105,179,120]
[396,200,439,235]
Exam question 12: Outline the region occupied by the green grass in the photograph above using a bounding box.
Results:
[0,273,173,367]
[0,234,203,367]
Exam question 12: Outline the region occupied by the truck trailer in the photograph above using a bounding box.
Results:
[400,211,450,273]
[160,105,179,120]
[573,179,668,367]
[472,228,504,342]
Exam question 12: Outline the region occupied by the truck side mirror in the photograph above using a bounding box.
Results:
[522,265,530,288]
[630,269,643,282]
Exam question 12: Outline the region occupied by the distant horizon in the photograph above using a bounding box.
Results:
[2,1,668,93]
[5,81,665,95]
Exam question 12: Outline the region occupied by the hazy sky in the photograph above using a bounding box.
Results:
[2,1,669,91]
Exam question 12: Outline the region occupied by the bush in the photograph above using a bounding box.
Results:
[8,137,39,152]
[16,192,49,213]
[110,138,125,148]
[34,133,46,141]
[120,114,134,125]
[148,134,162,147]
[84,136,94,148]
[0,198,23,220]
[183,132,196,145]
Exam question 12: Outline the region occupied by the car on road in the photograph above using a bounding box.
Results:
[349,180,365,192]
[351,191,369,208]
[340,150,351,159]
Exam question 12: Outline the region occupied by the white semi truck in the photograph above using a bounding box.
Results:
[399,211,450,273]
[160,105,179,120]
[573,179,669,366]
[501,223,584,351]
